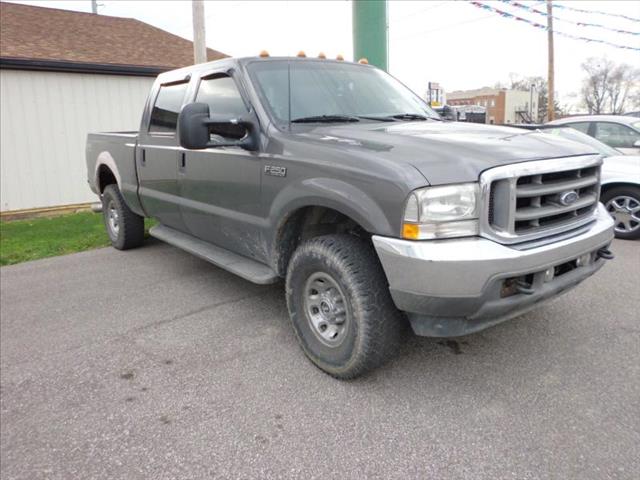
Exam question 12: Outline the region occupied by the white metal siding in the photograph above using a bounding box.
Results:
[0,69,154,211]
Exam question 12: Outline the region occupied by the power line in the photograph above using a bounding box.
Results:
[468,2,640,51]
[498,0,639,36]
[390,13,495,40]
[550,1,640,23]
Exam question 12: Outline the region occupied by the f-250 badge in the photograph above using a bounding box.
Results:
[264,165,287,177]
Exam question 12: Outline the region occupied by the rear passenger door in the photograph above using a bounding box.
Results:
[178,71,264,260]
[137,79,190,231]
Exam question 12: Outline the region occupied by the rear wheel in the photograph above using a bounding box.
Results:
[286,234,405,379]
[602,186,640,240]
[102,184,145,250]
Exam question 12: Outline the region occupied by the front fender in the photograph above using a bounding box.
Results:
[268,177,396,236]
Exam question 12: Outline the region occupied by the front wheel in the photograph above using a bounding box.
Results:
[102,184,145,250]
[286,234,405,379]
[602,186,640,240]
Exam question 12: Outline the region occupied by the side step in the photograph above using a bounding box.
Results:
[149,224,279,285]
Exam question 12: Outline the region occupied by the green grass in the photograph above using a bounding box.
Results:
[0,212,155,266]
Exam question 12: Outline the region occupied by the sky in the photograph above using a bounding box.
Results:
[8,0,640,112]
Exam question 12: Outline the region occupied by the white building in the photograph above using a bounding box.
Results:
[0,2,226,214]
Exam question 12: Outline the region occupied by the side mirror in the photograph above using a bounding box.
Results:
[177,102,258,151]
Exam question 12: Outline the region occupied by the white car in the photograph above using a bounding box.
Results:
[547,115,640,155]
[516,125,640,239]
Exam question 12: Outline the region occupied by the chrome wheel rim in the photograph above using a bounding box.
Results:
[107,200,120,237]
[303,272,350,347]
[605,195,640,234]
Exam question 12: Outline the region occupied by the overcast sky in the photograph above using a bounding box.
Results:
[9,0,640,111]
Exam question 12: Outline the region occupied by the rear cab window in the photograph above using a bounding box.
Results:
[149,81,189,134]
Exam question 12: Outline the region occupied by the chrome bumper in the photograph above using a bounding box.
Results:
[373,203,615,337]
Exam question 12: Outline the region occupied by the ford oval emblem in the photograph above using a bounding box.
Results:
[559,190,579,206]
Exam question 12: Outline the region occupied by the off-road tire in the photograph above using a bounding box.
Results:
[601,185,640,240]
[102,184,145,250]
[286,234,406,379]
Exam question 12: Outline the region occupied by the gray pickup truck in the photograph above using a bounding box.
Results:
[86,56,615,378]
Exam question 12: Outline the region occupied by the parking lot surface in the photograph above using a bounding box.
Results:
[1,238,638,479]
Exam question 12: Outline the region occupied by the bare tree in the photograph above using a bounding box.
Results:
[581,57,639,114]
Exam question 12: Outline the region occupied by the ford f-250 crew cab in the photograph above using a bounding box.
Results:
[86,56,615,379]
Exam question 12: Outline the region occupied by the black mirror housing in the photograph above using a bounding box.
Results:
[177,102,257,151]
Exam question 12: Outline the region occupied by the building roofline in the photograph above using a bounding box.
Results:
[0,57,168,76]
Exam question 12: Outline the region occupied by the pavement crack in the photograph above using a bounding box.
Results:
[130,292,269,334]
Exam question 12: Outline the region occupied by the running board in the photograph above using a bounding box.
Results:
[149,224,279,285]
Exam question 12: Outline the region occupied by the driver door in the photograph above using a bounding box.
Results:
[177,71,264,261]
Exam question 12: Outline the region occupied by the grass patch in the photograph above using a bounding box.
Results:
[0,212,155,266]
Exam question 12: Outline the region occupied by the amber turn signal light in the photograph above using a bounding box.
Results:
[358,58,369,64]
[402,223,419,240]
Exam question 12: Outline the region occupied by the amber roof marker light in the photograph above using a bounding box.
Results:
[318,52,326,59]
[358,58,369,64]
[259,50,269,58]
[336,54,344,61]
[297,51,306,58]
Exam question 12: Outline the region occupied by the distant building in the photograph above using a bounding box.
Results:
[446,87,537,125]
[0,2,227,214]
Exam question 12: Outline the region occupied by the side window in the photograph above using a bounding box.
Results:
[196,75,247,117]
[149,82,188,134]
[566,122,591,134]
[594,122,640,149]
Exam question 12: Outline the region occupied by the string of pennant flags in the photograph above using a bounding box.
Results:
[549,1,640,24]
[468,2,640,52]
[497,0,640,36]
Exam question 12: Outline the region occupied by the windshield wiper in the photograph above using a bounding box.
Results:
[389,113,429,121]
[291,114,360,123]
[356,115,397,122]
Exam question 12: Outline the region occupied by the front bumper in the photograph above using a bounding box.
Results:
[373,203,615,337]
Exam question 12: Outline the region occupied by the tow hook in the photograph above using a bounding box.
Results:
[597,248,614,260]
[515,280,535,295]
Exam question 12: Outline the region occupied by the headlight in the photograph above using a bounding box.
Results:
[402,183,480,239]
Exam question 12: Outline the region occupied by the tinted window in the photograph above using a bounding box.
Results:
[149,82,188,133]
[566,122,591,134]
[196,75,247,117]
[594,122,640,149]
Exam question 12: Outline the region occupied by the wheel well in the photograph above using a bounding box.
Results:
[273,206,370,277]
[601,182,639,196]
[97,165,117,193]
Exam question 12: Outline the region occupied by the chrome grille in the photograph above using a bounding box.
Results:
[480,156,602,244]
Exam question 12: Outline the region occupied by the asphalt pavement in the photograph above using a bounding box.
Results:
[1,238,639,480]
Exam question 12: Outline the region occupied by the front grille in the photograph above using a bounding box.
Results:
[480,156,602,244]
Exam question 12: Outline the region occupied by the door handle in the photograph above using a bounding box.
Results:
[180,152,186,169]
[140,149,146,166]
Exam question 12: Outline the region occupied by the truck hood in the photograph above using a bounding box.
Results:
[295,121,599,185]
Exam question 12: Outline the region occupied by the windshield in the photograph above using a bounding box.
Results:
[247,60,439,123]
[544,127,621,157]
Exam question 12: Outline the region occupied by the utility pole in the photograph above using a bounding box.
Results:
[546,0,555,121]
[91,0,98,14]
[192,0,207,64]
